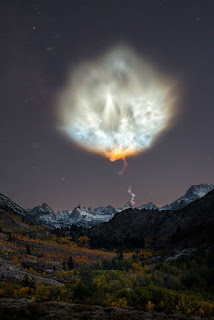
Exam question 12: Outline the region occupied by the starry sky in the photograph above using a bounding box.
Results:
[1,0,214,211]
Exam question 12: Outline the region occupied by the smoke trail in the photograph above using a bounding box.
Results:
[128,185,135,208]
[119,157,128,175]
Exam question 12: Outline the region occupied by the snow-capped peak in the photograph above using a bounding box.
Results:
[160,184,214,211]
[184,184,214,199]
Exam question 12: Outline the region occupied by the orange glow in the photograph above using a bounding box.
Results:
[108,148,137,162]
[110,150,127,162]
[103,148,137,175]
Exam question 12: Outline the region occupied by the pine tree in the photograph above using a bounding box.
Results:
[25,243,31,255]
[68,256,74,270]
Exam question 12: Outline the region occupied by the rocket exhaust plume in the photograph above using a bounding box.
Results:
[58,46,177,172]
[119,157,128,175]
[128,186,135,208]
[109,149,128,175]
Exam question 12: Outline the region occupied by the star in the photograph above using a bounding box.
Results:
[32,142,40,152]
[46,47,54,53]
[57,176,71,184]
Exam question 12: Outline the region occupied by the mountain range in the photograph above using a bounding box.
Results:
[0,184,213,229]
[25,203,116,228]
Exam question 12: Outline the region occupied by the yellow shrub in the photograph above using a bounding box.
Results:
[147,301,154,311]
[19,287,29,294]
[198,308,205,316]
[0,289,5,296]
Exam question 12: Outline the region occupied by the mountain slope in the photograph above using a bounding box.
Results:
[0,194,27,218]
[160,184,214,211]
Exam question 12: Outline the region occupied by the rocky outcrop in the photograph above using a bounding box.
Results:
[0,257,62,286]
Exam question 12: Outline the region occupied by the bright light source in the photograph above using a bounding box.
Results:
[58,46,176,171]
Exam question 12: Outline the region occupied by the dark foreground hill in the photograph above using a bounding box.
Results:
[0,299,210,320]
[89,189,214,249]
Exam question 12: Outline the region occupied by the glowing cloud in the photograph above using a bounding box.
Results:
[58,46,176,172]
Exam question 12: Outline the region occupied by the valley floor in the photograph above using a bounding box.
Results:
[0,299,213,320]
[0,209,214,318]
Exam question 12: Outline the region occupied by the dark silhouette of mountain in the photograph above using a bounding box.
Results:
[89,189,214,249]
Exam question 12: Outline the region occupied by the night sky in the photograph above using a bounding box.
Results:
[1,0,214,211]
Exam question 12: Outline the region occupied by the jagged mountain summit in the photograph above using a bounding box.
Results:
[117,202,158,212]
[137,202,159,210]
[26,203,55,215]
[160,184,214,211]
[26,203,57,226]
[116,202,132,212]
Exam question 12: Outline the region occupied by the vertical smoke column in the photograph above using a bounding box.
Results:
[128,186,135,208]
